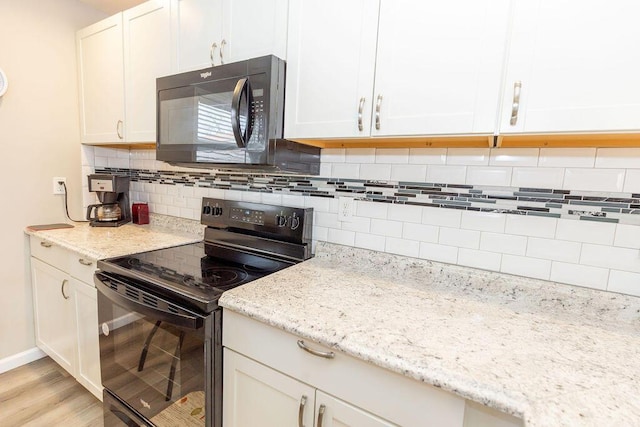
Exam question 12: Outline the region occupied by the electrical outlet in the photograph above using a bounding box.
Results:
[338,197,354,222]
[53,177,66,195]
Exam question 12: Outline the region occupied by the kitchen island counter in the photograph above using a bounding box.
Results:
[220,242,640,427]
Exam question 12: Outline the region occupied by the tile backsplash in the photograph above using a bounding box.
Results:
[81,145,640,297]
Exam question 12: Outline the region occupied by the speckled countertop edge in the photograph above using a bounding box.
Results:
[220,242,640,427]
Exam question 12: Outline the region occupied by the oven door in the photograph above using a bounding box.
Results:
[96,273,219,427]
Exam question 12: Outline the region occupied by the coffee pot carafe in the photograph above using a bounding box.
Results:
[86,174,131,227]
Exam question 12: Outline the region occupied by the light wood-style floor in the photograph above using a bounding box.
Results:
[0,357,103,427]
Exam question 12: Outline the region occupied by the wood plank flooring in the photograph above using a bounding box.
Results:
[0,357,103,427]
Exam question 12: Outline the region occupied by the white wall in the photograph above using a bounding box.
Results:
[0,0,106,360]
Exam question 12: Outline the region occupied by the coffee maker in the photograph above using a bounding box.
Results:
[86,174,131,227]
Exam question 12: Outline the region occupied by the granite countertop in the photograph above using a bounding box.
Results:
[219,242,640,427]
[24,216,203,259]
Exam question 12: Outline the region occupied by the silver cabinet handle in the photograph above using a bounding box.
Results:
[296,340,335,359]
[357,97,365,131]
[509,81,522,126]
[116,120,123,139]
[375,94,383,130]
[210,42,218,66]
[298,395,307,427]
[317,404,326,427]
[220,39,226,64]
[61,279,69,300]
[78,258,93,266]
[40,241,52,248]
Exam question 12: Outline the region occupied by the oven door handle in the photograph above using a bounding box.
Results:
[95,275,203,330]
[230,77,254,149]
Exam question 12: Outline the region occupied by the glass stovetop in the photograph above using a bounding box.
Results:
[97,242,293,312]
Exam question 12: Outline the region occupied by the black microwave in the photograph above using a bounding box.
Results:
[156,55,319,174]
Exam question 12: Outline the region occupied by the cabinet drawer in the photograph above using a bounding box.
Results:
[223,310,465,427]
[69,253,97,285]
[30,236,71,271]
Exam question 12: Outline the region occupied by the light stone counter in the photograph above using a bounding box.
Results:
[219,242,640,427]
[24,214,203,260]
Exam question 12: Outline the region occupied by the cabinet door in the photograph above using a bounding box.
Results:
[221,0,288,64]
[501,0,640,134]
[171,0,223,72]
[123,0,172,143]
[31,258,76,375]
[284,0,379,139]
[372,0,510,137]
[223,349,315,427]
[72,278,102,401]
[315,390,397,427]
[76,13,125,144]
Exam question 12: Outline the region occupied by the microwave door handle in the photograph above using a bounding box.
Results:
[231,77,254,148]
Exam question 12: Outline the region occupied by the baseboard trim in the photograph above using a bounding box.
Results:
[0,347,46,374]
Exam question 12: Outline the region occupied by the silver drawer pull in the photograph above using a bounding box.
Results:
[298,395,307,427]
[317,404,326,427]
[220,39,226,65]
[509,81,522,126]
[116,120,123,139]
[61,279,69,300]
[78,258,93,266]
[357,97,365,131]
[296,340,335,359]
[40,241,52,248]
[375,94,383,130]
[210,42,218,66]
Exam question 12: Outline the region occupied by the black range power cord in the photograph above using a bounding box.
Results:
[60,181,89,223]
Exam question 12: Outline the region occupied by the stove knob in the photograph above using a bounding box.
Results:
[202,205,212,215]
[290,214,300,230]
[276,214,287,227]
[212,206,223,217]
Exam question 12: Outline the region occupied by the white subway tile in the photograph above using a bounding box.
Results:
[370,218,403,237]
[187,197,201,209]
[116,149,130,159]
[313,226,328,242]
[388,204,423,223]
[260,193,283,206]
[327,228,355,246]
[526,237,581,263]
[460,211,506,233]
[356,201,388,219]
[614,224,640,249]
[511,167,564,189]
[623,169,640,193]
[458,249,502,271]
[305,196,332,212]
[130,159,144,169]
[375,148,410,164]
[422,206,462,228]
[595,148,640,169]
[538,148,596,168]
[180,207,198,221]
[439,227,481,249]
[152,204,167,215]
[94,147,117,157]
[426,165,467,184]
[563,168,625,192]
[505,215,557,238]
[345,148,376,163]
[386,237,420,257]
[390,164,427,182]
[332,163,360,179]
[80,145,95,166]
[319,163,333,177]
[408,148,447,165]
[94,156,108,168]
[581,244,640,273]
[466,166,512,186]
[172,196,188,208]
[555,218,615,245]
[315,212,340,228]
[607,270,640,296]
[241,192,262,203]
[489,148,539,166]
[402,223,439,242]
[167,205,181,217]
[320,148,346,163]
[354,233,386,251]
[280,194,306,208]
[501,255,551,280]
[419,242,458,264]
[341,217,371,233]
[480,232,527,255]
[360,164,392,180]
[446,148,490,165]
[161,195,174,205]
[550,262,609,290]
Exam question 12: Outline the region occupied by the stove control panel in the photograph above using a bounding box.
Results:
[230,207,265,225]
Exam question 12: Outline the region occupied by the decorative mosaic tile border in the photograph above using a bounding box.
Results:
[98,167,640,225]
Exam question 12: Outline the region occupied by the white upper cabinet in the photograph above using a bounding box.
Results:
[171,0,288,73]
[123,0,172,143]
[500,0,640,134]
[373,0,510,137]
[284,0,510,140]
[76,14,125,144]
[284,0,379,139]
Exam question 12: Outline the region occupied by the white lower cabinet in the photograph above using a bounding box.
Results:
[29,236,102,400]
[223,309,522,427]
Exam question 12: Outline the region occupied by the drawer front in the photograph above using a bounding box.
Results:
[223,310,465,427]
[30,236,71,271]
[69,253,97,285]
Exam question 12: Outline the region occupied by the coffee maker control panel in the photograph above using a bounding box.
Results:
[89,177,115,192]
